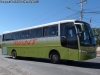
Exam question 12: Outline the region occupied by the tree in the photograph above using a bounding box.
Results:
[92,28,100,45]
[0,44,1,48]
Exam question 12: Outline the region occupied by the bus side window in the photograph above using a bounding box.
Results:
[12,33,15,40]
[43,26,50,37]
[4,33,12,41]
[21,30,30,39]
[60,22,74,48]
[67,26,78,49]
[50,25,58,36]
[25,30,30,39]
[60,23,68,47]
[4,34,7,41]
[13,32,21,40]
[37,28,42,38]
[3,34,5,41]
[31,29,38,38]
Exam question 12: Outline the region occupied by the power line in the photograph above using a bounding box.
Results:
[35,1,81,24]
[66,0,100,22]
[34,8,67,24]
[84,6,100,11]
[25,0,100,27]
[25,0,80,26]
[66,6,79,12]
[83,17,100,27]
[83,11,100,14]
[66,0,87,21]
[84,17,100,24]
[24,0,67,26]
[59,12,79,20]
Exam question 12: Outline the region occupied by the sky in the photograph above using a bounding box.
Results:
[0,0,100,35]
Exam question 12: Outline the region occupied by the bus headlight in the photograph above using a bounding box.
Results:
[79,50,87,53]
[82,50,87,53]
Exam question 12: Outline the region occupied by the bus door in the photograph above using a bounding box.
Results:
[67,26,79,60]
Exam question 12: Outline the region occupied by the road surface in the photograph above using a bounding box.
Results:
[0,49,100,75]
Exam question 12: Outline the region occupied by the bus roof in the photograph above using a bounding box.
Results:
[3,20,77,34]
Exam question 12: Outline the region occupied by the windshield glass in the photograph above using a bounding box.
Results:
[76,23,96,46]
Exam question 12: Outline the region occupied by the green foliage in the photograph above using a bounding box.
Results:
[92,28,100,45]
[0,44,1,48]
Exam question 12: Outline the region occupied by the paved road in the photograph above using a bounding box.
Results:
[0,49,100,75]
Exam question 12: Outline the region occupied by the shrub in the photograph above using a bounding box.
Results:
[0,44,1,48]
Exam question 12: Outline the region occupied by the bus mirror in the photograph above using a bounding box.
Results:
[81,24,84,32]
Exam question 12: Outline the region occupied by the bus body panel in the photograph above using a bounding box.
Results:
[2,47,7,55]
[68,48,79,60]
[2,36,70,60]
[2,36,79,60]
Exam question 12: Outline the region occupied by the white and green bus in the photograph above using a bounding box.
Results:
[2,20,97,63]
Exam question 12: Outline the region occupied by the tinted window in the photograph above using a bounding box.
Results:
[60,22,73,47]
[12,32,21,40]
[43,25,58,37]
[3,34,6,41]
[20,30,30,39]
[76,24,96,46]
[43,27,50,37]
[67,26,78,49]
[37,28,42,37]
[2,34,4,41]
[50,25,58,36]
[31,28,42,38]
[12,33,15,40]
[60,22,73,36]
[31,29,38,38]
[3,33,12,41]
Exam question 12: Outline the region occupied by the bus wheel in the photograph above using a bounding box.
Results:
[50,52,60,64]
[12,51,17,59]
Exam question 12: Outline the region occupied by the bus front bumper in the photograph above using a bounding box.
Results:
[79,52,96,60]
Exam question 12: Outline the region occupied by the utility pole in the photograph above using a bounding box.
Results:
[79,0,87,21]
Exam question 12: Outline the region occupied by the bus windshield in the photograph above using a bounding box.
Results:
[76,23,96,46]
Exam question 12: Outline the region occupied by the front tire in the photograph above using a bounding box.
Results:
[11,51,17,59]
[50,52,60,64]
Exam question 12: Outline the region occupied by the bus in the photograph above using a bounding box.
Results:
[2,20,97,63]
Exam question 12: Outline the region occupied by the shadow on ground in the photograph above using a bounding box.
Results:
[6,57,100,69]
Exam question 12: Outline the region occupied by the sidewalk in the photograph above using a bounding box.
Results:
[96,47,100,57]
